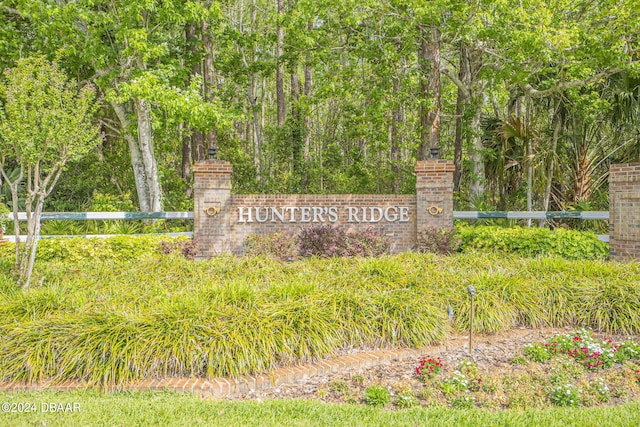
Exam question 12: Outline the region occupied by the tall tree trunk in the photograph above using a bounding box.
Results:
[187,23,206,162]
[543,115,561,211]
[468,48,486,201]
[276,0,286,127]
[453,43,470,196]
[111,101,151,212]
[468,92,487,201]
[291,68,304,186]
[390,76,402,193]
[526,137,533,226]
[183,23,198,193]
[249,75,262,182]
[134,98,162,211]
[303,21,313,162]
[525,98,533,226]
[418,25,441,160]
[203,19,219,153]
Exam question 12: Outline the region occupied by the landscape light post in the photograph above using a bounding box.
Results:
[467,285,475,354]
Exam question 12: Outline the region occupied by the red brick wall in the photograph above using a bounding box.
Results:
[193,161,233,258]
[230,195,416,254]
[609,163,640,261]
[415,160,455,232]
[194,160,454,257]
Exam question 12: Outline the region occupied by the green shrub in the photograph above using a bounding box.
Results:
[415,227,460,255]
[549,384,581,407]
[245,227,390,259]
[363,385,391,407]
[297,225,390,258]
[457,225,609,260]
[159,238,198,259]
[394,392,418,408]
[245,232,298,261]
[588,378,611,403]
[524,343,553,363]
[450,395,475,409]
[34,235,186,263]
[0,201,9,231]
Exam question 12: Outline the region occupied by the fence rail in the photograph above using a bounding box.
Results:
[7,211,609,221]
[8,212,193,221]
[2,211,609,242]
[452,211,609,220]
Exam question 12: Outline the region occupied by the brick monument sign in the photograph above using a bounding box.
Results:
[609,163,640,261]
[193,160,455,258]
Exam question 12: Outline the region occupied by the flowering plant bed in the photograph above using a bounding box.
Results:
[414,330,640,409]
[523,329,640,369]
[238,329,640,410]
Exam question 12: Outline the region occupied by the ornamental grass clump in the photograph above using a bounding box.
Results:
[0,256,450,385]
[2,252,640,386]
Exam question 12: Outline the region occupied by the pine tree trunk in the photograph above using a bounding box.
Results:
[303,22,313,162]
[203,19,219,153]
[453,44,470,196]
[291,68,304,184]
[418,25,441,160]
[468,94,486,200]
[276,0,286,127]
[249,75,262,182]
[391,76,402,193]
[183,23,198,189]
[468,49,486,201]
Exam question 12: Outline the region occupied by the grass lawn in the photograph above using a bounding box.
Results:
[1,391,640,427]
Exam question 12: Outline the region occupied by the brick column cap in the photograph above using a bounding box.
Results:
[193,160,233,174]
[415,160,455,174]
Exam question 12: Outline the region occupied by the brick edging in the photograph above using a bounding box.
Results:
[0,346,442,398]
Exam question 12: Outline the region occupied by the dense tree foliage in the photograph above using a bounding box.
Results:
[0,56,100,287]
[0,0,638,213]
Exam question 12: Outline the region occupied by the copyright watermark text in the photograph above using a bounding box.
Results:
[2,401,81,413]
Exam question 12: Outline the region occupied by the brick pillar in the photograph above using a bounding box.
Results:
[415,160,455,233]
[609,163,640,261]
[193,161,233,259]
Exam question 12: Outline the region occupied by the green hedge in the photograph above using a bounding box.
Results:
[457,225,609,260]
[0,235,187,265]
